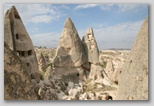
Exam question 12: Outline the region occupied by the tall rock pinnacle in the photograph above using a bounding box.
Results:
[82,27,99,64]
[53,17,86,67]
[53,17,86,83]
[4,6,40,81]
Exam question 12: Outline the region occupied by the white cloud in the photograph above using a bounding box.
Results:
[117,4,147,12]
[61,5,70,9]
[4,4,62,24]
[29,15,52,23]
[78,20,144,49]
[100,4,115,11]
[30,32,61,48]
[75,4,99,10]
[75,4,147,12]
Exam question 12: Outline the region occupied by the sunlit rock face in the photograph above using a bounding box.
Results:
[53,17,86,83]
[116,17,148,100]
[82,27,99,64]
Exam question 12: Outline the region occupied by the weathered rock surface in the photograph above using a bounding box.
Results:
[38,79,68,100]
[82,27,105,82]
[4,6,40,81]
[105,59,114,81]
[62,78,117,100]
[53,17,86,83]
[82,27,99,64]
[43,66,53,80]
[116,17,148,100]
[39,52,47,71]
[53,17,86,67]
[4,42,38,100]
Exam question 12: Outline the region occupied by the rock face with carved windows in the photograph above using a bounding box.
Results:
[4,6,40,82]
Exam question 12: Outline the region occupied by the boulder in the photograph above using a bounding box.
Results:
[116,17,148,100]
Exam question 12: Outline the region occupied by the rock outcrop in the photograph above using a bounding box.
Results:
[53,17,86,83]
[82,27,99,64]
[43,66,53,80]
[105,59,114,81]
[82,27,105,82]
[39,52,47,71]
[4,42,38,100]
[4,6,40,82]
[116,17,148,100]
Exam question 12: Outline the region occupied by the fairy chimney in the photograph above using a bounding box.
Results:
[82,27,99,64]
[4,6,40,82]
[53,17,86,83]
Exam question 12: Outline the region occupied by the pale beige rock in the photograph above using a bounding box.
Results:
[38,52,47,71]
[89,64,104,81]
[53,17,86,67]
[111,62,124,82]
[82,27,99,64]
[4,42,38,100]
[53,17,86,82]
[105,59,114,80]
[4,6,40,81]
[116,17,148,100]
[43,66,53,80]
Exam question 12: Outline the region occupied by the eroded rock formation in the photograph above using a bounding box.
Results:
[4,6,40,82]
[4,42,38,100]
[39,52,47,71]
[53,17,86,83]
[82,27,99,64]
[105,59,114,81]
[116,17,148,100]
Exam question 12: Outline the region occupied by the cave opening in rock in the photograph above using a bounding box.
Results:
[28,50,32,56]
[77,73,79,77]
[21,51,25,57]
[27,63,30,67]
[16,33,19,39]
[14,12,20,19]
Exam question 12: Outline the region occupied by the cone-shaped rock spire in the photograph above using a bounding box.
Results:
[4,6,40,81]
[82,27,99,64]
[53,17,86,83]
[53,17,86,67]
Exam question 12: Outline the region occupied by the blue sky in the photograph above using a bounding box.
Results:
[4,4,148,49]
